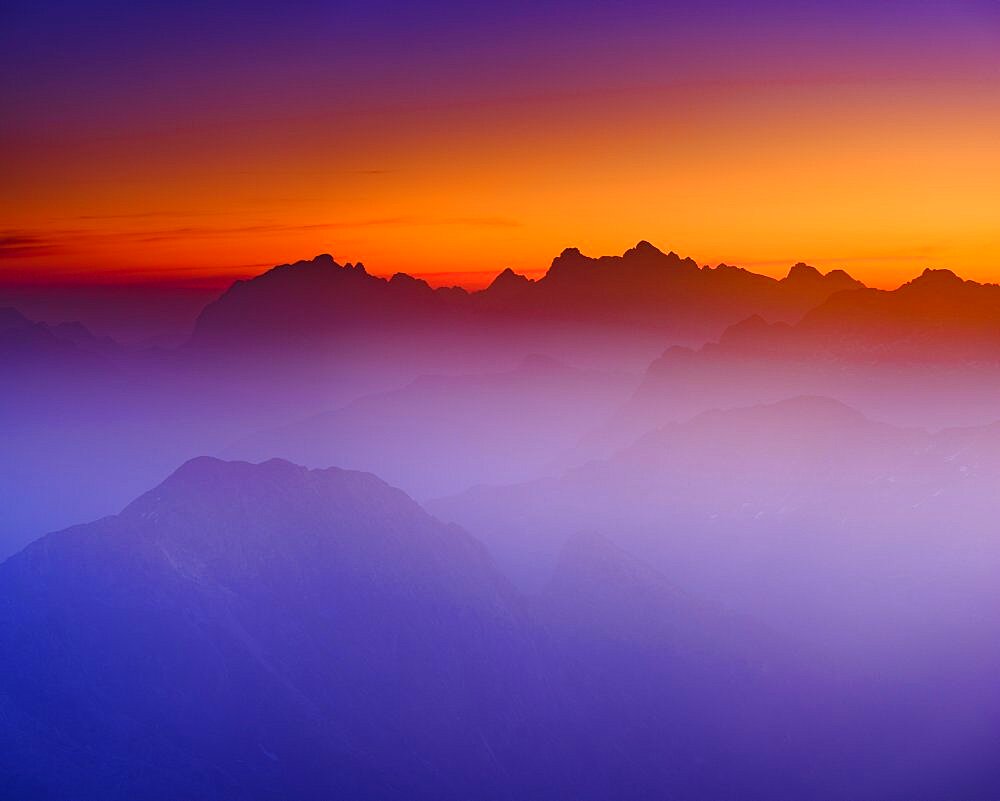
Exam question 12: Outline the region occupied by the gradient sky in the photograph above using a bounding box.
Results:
[3,0,1000,289]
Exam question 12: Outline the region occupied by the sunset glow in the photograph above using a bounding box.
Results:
[4,1,1000,289]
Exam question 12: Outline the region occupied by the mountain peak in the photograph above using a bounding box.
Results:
[911,267,963,287]
[487,267,531,290]
[284,254,370,277]
[784,262,823,282]
[166,455,302,483]
[389,271,431,289]
[125,457,309,514]
[624,240,664,258]
[720,313,771,337]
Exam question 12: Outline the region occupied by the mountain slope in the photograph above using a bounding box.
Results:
[0,458,542,801]
[429,396,1000,656]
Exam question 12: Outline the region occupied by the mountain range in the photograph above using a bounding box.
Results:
[0,457,836,800]
[8,241,1000,560]
[6,455,998,799]
[14,243,1000,370]
[429,395,1000,661]
[189,243,866,366]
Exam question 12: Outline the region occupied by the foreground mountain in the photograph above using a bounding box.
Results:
[4,455,1000,799]
[0,457,814,800]
[0,458,545,800]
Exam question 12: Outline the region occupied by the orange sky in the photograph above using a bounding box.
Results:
[4,4,1000,291]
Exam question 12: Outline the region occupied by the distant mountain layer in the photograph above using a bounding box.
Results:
[701,268,1000,362]
[429,395,1000,643]
[0,305,115,359]
[225,355,638,499]
[588,269,1000,442]
[190,242,865,347]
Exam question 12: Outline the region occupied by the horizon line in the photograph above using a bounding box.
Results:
[0,240,980,294]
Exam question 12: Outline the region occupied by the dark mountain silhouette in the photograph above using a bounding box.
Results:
[479,265,533,303]
[190,244,865,357]
[0,306,126,423]
[0,282,215,345]
[671,267,1000,365]
[571,269,1000,459]
[191,255,471,346]
[479,242,863,332]
[0,306,116,360]
[793,268,1000,361]
[225,355,638,499]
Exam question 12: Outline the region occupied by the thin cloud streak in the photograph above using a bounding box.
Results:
[0,215,523,259]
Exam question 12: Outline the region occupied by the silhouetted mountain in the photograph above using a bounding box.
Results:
[1,305,78,354]
[479,266,533,304]
[594,270,1000,446]
[679,268,1000,364]
[0,457,547,800]
[0,283,216,345]
[190,244,866,356]
[0,307,124,423]
[478,242,864,334]
[0,305,117,360]
[791,268,1000,361]
[225,355,638,499]
[191,254,470,346]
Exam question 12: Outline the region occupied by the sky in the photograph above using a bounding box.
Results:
[3,0,1000,291]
